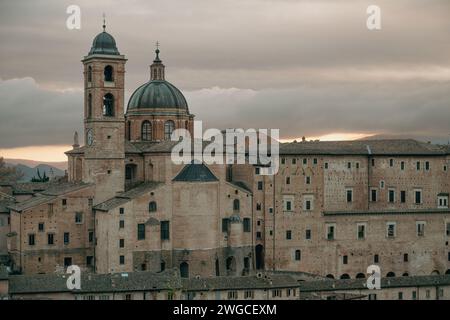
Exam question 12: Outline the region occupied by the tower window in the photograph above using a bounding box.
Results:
[88,93,92,118]
[104,65,114,82]
[233,199,240,212]
[87,66,92,83]
[164,120,175,140]
[141,121,152,141]
[102,93,114,116]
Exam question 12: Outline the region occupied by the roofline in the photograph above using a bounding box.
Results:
[323,209,450,216]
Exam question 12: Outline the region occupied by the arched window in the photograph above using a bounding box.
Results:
[445,269,450,275]
[402,272,409,277]
[340,274,350,279]
[180,262,189,278]
[386,272,396,278]
[88,93,92,118]
[103,93,114,116]
[325,274,334,279]
[87,66,92,83]
[356,273,366,279]
[164,120,175,140]
[233,199,240,212]
[149,201,157,212]
[104,65,114,82]
[141,121,152,141]
[226,256,236,275]
[127,121,131,141]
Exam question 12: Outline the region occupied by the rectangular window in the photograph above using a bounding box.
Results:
[438,196,449,208]
[286,230,292,240]
[286,201,292,211]
[357,224,366,240]
[256,203,261,211]
[416,162,421,170]
[38,223,44,232]
[313,158,318,165]
[446,223,450,236]
[119,239,124,248]
[243,218,251,232]
[272,289,282,298]
[119,255,125,265]
[256,231,262,240]
[415,190,422,204]
[257,181,263,190]
[398,292,403,300]
[343,255,348,264]
[227,291,238,300]
[292,158,296,165]
[305,200,311,210]
[75,212,83,224]
[89,231,94,243]
[222,218,230,233]
[303,158,307,165]
[28,234,35,246]
[371,159,375,167]
[137,224,146,240]
[416,221,425,237]
[161,221,170,240]
[401,161,405,170]
[387,223,396,238]
[347,162,351,169]
[389,159,394,167]
[295,250,301,261]
[64,232,70,245]
[425,161,430,171]
[371,189,377,202]
[401,191,406,203]
[62,199,67,206]
[305,176,311,184]
[119,208,124,214]
[324,163,329,169]
[255,167,260,175]
[86,256,93,266]
[119,220,125,229]
[346,189,353,203]
[403,253,409,262]
[412,291,417,300]
[388,189,395,203]
[356,162,360,169]
[244,290,254,299]
[326,225,335,240]
[281,158,285,165]
[306,229,311,240]
[374,254,379,263]
[47,233,54,245]
[286,176,290,185]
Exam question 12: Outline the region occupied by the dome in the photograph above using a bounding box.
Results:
[89,31,120,55]
[127,80,188,112]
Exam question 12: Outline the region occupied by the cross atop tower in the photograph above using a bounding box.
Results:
[156,41,160,50]
[102,13,106,32]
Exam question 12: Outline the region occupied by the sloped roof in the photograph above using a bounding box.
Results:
[9,270,182,294]
[8,182,91,212]
[173,163,218,182]
[183,274,299,291]
[299,275,450,292]
[94,182,163,212]
[279,139,448,156]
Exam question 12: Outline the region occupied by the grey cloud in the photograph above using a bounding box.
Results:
[1,77,449,149]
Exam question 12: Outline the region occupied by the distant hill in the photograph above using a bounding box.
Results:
[4,160,66,182]
[5,159,67,171]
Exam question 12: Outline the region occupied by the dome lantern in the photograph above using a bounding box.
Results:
[150,41,165,81]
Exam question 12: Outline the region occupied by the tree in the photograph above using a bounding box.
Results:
[31,168,49,182]
[0,157,24,183]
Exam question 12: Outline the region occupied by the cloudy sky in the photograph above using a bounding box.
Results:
[0,0,449,161]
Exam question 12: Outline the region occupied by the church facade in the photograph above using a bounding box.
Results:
[3,27,450,280]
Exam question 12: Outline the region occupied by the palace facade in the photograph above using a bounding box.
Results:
[1,26,450,282]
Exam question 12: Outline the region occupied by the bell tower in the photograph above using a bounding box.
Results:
[82,21,127,204]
